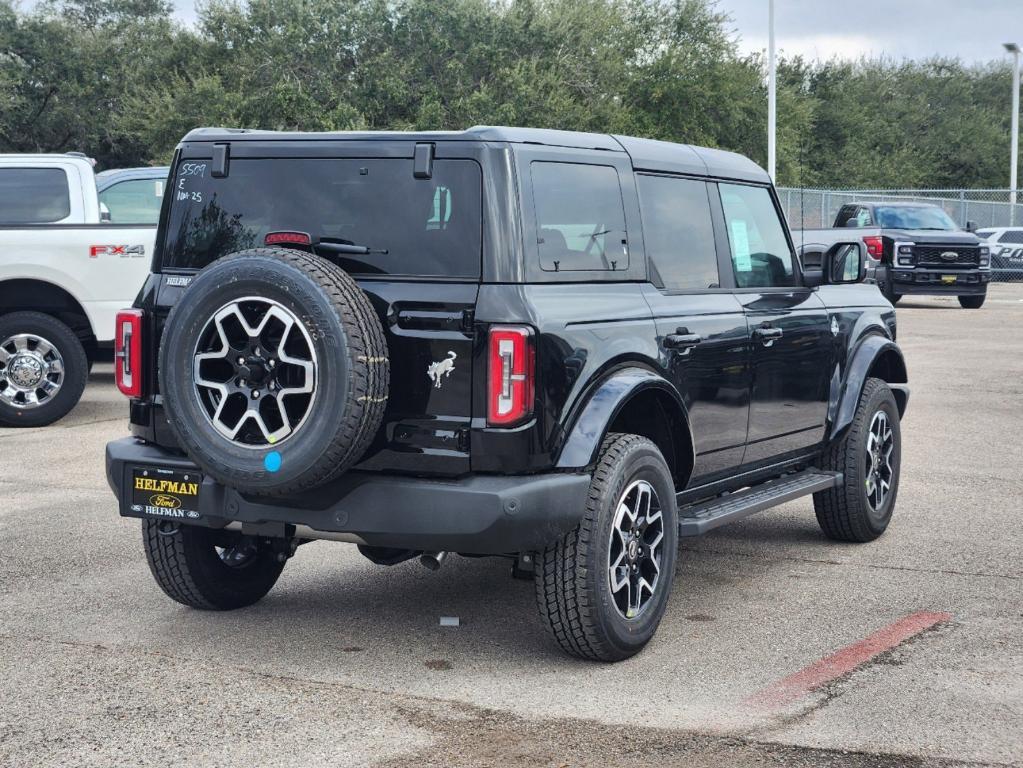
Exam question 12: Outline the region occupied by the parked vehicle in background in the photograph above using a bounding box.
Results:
[975,226,1023,281]
[96,166,169,225]
[795,201,990,308]
[105,126,908,662]
[0,154,158,426]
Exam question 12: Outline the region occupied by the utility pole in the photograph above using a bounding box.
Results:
[1002,43,1018,224]
[767,0,776,181]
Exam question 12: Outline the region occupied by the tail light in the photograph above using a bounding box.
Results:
[488,326,535,426]
[114,309,144,398]
[863,235,884,260]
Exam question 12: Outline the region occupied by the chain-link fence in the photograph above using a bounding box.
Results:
[778,187,1023,282]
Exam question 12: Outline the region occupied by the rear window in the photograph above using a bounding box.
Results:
[161,157,482,277]
[0,168,71,224]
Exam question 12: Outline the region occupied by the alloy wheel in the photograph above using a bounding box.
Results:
[192,297,316,447]
[607,479,665,620]
[864,410,895,512]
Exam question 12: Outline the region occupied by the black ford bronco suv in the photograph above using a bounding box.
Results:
[106,127,909,662]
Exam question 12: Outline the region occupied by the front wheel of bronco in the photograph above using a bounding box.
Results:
[814,378,901,542]
[142,520,286,610]
[535,433,678,662]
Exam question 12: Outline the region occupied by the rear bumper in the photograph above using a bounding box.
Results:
[105,437,590,554]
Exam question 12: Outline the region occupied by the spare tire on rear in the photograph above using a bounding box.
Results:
[159,248,389,496]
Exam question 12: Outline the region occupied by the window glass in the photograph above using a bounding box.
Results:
[530,162,628,272]
[1000,230,1023,244]
[873,205,957,230]
[161,158,482,276]
[834,206,855,228]
[0,168,70,224]
[99,177,165,224]
[718,183,795,288]
[636,175,719,291]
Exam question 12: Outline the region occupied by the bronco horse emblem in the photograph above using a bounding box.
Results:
[426,351,457,389]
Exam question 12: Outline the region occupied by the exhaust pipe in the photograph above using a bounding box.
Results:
[419,551,448,571]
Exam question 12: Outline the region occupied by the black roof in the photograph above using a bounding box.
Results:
[181,126,770,183]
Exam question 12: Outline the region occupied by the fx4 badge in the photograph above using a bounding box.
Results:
[427,351,457,389]
[90,244,146,258]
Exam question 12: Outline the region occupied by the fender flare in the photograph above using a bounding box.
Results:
[828,334,909,442]
[555,367,695,474]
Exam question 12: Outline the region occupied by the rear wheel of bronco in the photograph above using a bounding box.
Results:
[958,294,985,309]
[159,248,389,496]
[535,433,678,662]
[0,311,88,428]
[814,378,901,542]
[142,520,286,610]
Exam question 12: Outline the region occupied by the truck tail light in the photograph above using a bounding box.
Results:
[488,326,534,426]
[863,235,883,260]
[114,309,144,398]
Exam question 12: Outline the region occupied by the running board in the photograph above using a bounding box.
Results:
[677,470,842,537]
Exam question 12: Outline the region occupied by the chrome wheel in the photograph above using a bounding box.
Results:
[0,333,65,410]
[865,410,895,512]
[193,297,316,447]
[607,479,665,620]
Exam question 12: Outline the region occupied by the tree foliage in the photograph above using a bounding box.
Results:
[0,0,1018,189]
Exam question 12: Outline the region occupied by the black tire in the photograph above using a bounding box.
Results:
[814,378,901,542]
[958,294,986,309]
[535,433,678,662]
[159,248,389,496]
[142,520,285,610]
[0,311,88,428]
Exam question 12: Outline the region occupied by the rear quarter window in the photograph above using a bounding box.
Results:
[0,168,71,224]
[160,157,482,277]
[530,162,629,272]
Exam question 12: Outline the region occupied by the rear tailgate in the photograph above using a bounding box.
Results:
[144,145,484,475]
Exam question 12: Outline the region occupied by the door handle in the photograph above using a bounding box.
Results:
[753,326,784,344]
[663,330,703,351]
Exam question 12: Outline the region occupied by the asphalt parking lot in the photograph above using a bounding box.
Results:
[1,284,1021,767]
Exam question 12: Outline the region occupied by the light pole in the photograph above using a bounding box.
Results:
[1005,42,1020,224]
[767,0,776,181]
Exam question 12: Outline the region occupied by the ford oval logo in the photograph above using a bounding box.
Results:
[940,251,958,261]
[150,494,181,509]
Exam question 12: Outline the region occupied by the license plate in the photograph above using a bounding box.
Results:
[130,467,203,519]
[941,275,957,284]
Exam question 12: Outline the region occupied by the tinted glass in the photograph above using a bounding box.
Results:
[0,168,70,224]
[637,175,719,291]
[531,162,628,272]
[161,158,482,276]
[1001,230,1023,244]
[873,205,957,230]
[718,183,795,288]
[99,177,165,224]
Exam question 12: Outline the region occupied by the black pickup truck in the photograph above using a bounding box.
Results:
[797,201,991,308]
[105,127,909,661]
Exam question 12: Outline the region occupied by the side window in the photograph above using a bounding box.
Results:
[1002,231,1023,244]
[854,206,873,226]
[834,205,856,228]
[0,168,70,224]
[718,183,796,288]
[530,162,628,272]
[98,178,165,224]
[636,175,719,291]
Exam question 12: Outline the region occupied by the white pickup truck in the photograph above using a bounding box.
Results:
[0,154,161,426]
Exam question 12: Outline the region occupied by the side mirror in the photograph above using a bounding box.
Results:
[824,241,867,284]
[965,220,977,233]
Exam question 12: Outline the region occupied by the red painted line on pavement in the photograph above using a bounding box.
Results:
[745,610,952,710]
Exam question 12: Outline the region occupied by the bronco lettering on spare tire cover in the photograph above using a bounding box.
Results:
[159,248,389,495]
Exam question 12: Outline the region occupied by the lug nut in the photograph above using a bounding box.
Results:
[237,357,245,365]
[252,390,260,399]
[268,359,276,368]
[239,379,247,387]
